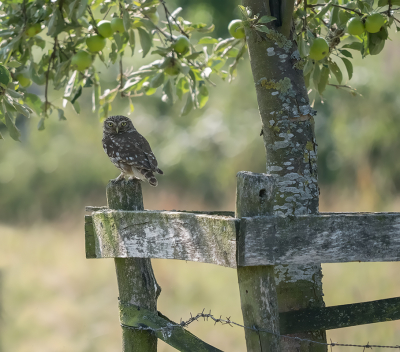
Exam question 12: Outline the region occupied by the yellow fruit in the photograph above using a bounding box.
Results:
[309,38,329,61]
[147,12,159,24]
[228,19,245,39]
[17,74,31,87]
[365,13,385,33]
[25,23,42,37]
[97,20,113,38]
[347,17,365,36]
[174,35,190,54]
[71,50,92,71]
[86,35,106,52]
[111,18,125,33]
[0,64,11,87]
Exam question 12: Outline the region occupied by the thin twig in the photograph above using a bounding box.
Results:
[45,38,58,115]
[159,0,189,38]
[87,6,99,34]
[307,3,364,16]
[119,57,124,92]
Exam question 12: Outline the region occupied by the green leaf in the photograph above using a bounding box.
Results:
[258,15,276,24]
[181,92,193,116]
[303,58,314,76]
[137,27,152,58]
[162,80,173,105]
[6,89,23,99]
[76,0,88,19]
[71,86,82,104]
[197,84,209,108]
[328,61,343,84]
[338,49,353,58]
[145,87,157,96]
[176,77,190,100]
[342,42,363,51]
[57,109,66,121]
[150,72,165,88]
[14,102,31,118]
[378,0,388,5]
[4,110,21,140]
[185,51,203,60]
[123,10,132,32]
[37,117,45,131]
[312,63,321,89]
[92,73,101,113]
[24,93,42,115]
[72,101,80,114]
[369,37,385,55]
[4,96,17,113]
[314,1,332,20]
[318,66,329,95]
[6,61,21,68]
[330,3,339,27]
[197,37,218,45]
[341,57,353,80]
[129,29,135,55]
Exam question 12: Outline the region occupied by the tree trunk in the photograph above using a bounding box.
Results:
[242,0,327,350]
[107,180,160,352]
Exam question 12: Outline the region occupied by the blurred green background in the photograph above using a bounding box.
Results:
[1,0,400,351]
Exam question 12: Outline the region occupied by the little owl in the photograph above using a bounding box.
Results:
[102,115,163,186]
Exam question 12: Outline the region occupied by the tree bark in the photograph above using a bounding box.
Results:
[242,0,327,350]
[107,180,160,352]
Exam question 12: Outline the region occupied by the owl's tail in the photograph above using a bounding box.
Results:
[140,169,158,187]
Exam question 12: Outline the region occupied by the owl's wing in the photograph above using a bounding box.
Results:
[103,132,158,171]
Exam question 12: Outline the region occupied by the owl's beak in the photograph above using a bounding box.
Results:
[115,127,119,133]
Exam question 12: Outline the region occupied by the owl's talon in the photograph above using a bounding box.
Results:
[112,173,125,183]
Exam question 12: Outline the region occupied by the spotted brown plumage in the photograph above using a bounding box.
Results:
[102,115,163,186]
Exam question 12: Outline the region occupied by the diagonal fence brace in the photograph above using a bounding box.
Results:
[119,302,222,352]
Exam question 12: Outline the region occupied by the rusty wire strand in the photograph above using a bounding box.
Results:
[120,310,400,349]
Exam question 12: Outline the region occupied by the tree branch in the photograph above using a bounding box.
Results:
[280,0,296,37]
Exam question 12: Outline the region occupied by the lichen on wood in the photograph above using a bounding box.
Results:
[242,0,326,348]
[107,179,159,352]
[236,172,281,351]
[238,212,400,266]
[90,209,238,268]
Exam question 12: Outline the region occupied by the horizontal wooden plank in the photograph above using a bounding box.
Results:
[90,210,238,268]
[120,303,222,352]
[280,296,400,334]
[238,212,400,266]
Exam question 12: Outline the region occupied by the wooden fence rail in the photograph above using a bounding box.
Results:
[85,176,400,351]
[86,210,400,266]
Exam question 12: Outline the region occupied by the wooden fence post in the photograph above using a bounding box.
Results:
[236,172,281,351]
[106,180,160,352]
[242,0,327,349]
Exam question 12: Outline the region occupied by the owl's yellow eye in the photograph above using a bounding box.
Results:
[121,122,126,126]
[108,122,113,127]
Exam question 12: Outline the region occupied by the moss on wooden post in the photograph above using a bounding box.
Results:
[236,172,281,351]
[242,0,327,349]
[107,180,160,352]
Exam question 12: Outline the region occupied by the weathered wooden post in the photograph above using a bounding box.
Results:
[106,180,160,352]
[236,172,281,350]
[242,0,327,349]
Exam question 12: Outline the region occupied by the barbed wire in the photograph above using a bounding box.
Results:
[120,309,400,349]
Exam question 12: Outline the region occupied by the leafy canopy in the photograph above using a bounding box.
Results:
[0,0,398,140]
